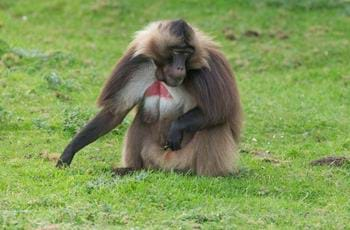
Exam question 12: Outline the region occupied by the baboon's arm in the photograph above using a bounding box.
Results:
[56,109,127,167]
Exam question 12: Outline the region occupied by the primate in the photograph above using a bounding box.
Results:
[56,19,242,176]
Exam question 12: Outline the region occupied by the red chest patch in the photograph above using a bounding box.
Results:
[145,81,172,99]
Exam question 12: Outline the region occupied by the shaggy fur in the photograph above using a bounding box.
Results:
[57,19,242,176]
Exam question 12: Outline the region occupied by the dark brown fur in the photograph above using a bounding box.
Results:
[185,49,242,141]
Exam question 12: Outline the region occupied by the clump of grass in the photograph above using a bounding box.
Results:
[44,72,62,90]
[0,106,11,122]
[110,117,131,136]
[1,52,20,68]
[32,117,52,131]
[0,39,10,56]
[62,107,94,136]
[44,71,81,91]
[0,40,80,73]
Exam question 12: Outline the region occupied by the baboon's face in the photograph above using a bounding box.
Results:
[153,19,195,87]
[155,44,194,87]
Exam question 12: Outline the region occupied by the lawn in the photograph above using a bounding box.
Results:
[1,0,350,228]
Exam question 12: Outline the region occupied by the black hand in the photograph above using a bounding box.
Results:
[166,122,183,151]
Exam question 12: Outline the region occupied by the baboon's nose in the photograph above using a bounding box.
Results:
[175,66,185,77]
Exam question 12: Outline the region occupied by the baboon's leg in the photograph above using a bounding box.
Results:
[112,116,146,176]
[192,124,238,176]
[121,118,146,169]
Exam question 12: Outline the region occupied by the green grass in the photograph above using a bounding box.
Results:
[1,0,350,228]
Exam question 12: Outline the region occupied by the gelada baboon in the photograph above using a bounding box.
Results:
[57,19,242,176]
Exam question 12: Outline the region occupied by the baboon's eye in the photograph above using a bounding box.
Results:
[172,49,193,57]
[167,56,173,63]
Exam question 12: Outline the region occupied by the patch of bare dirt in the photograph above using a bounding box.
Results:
[269,30,289,40]
[242,149,290,165]
[244,30,261,37]
[310,156,349,167]
[39,151,60,162]
[222,28,237,40]
[54,91,71,101]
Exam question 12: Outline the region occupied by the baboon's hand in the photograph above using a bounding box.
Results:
[166,123,183,151]
[56,158,70,168]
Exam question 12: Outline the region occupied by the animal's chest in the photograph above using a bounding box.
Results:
[141,81,195,122]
